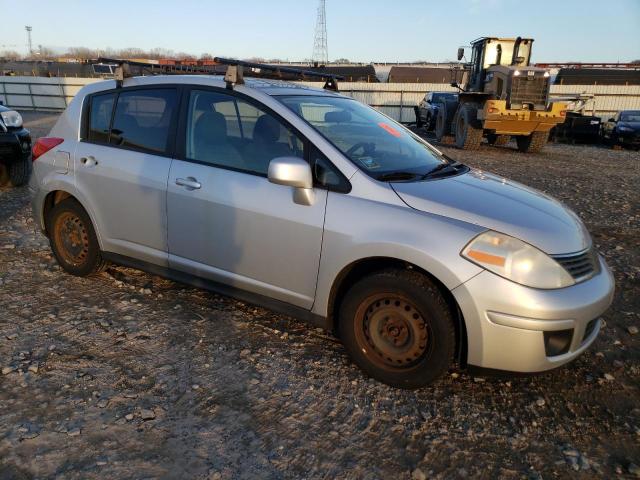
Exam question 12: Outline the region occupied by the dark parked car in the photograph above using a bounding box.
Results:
[601,110,640,149]
[416,92,458,131]
[0,103,32,186]
[550,112,601,144]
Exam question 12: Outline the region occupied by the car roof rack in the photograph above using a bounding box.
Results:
[97,57,343,92]
[213,57,343,92]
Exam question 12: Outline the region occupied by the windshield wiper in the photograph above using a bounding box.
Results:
[422,161,462,179]
[377,171,419,182]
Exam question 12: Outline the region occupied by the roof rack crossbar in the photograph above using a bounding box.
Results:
[95,57,343,92]
[214,57,343,91]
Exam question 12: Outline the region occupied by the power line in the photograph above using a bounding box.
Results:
[312,0,328,65]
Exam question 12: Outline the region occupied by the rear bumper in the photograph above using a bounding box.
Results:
[452,254,615,372]
[0,128,31,162]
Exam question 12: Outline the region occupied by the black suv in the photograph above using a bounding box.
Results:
[601,110,640,150]
[0,104,32,186]
[416,92,458,131]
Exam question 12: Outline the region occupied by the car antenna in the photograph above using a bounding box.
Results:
[213,57,343,92]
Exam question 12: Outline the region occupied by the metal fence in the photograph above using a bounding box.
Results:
[2,76,639,122]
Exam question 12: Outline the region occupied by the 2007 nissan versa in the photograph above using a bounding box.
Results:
[29,60,614,388]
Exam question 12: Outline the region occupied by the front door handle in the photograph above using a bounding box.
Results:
[175,177,201,190]
[80,155,98,167]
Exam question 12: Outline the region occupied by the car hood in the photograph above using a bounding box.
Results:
[618,121,640,131]
[392,169,591,255]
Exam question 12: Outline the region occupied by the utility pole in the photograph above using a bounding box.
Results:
[25,26,33,57]
[312,0,328,66]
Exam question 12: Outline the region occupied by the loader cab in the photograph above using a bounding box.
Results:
[466,37,534,92]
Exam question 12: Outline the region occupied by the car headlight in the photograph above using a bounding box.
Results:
[618,126,633,132]
[0,110,23,128]
[461,231,574,289]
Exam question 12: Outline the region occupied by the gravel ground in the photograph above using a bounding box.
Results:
[0,112,639,479]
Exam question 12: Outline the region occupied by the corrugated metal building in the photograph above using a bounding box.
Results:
[555,68,640,86]
[387,66,453,83]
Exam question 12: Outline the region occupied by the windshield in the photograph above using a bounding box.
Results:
[278,95,446,178]
[433,93,457,103]
[620,112,640,122]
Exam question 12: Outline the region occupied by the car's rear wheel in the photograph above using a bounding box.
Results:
[47,198,108,276]
[338,269,455,389]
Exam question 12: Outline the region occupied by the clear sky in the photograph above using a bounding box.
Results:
[1,0,639,62]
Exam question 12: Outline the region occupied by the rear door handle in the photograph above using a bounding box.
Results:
[175,177,201,190]
[80,155,98,167]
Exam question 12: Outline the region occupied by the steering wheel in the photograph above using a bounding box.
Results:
[346,142,374,157]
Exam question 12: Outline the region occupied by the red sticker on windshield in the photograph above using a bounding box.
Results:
[378,122,401,137]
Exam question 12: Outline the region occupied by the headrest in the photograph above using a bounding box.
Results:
[194,111,227,140]
[253,115,281,143]
[324,110,351,123]
[194,94,215,113]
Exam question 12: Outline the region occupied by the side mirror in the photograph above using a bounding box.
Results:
[268,156,315,206]
[457,48,465,61]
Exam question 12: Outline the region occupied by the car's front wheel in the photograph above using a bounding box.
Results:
[339,269,456,389]
[47,198,108,276]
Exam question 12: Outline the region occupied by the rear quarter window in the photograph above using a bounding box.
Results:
[88,93,115,143]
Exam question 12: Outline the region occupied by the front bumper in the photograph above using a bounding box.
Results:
[617,131,640,146]
[452,255,615,372]
[0,128,31,162]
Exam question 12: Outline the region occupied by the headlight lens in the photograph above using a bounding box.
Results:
[0,110,23,128]
[462,231,574,289]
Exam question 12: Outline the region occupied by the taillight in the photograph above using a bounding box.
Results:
[560,110,567,117]
[32,137,64,161]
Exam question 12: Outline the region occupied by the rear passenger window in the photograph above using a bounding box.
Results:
[88,93,115,143]
[110,89,177,154]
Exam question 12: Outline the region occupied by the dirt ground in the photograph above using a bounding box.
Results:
[1,112,639,479]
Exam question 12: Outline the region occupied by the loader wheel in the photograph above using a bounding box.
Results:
[516,131,548,153]
[455,104,483,150]
[487,134,510,147]
[434,103,448,141]
[414,106,423,128]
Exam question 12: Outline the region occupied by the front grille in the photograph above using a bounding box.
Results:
[553,248,599,282]
[509,75,549,108]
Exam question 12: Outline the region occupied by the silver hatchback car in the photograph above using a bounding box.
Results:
[29,72,614,388]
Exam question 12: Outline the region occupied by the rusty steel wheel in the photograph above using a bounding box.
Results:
[339,269,456,389]
[52,211,90,267]
[47,198,107,276]
[355,294,431,370]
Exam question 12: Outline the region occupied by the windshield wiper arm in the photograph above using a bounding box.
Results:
[377,171,419,182]
[422,161,462,179]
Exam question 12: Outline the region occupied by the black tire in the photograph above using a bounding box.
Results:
[7,155,32,187]
[414,106,423,128]
[338,269,456,389]
[454,104,483,150]
[434,103,448,141]
[46,198,108,277]
[516,131,548,153]
[486,134,510,147]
